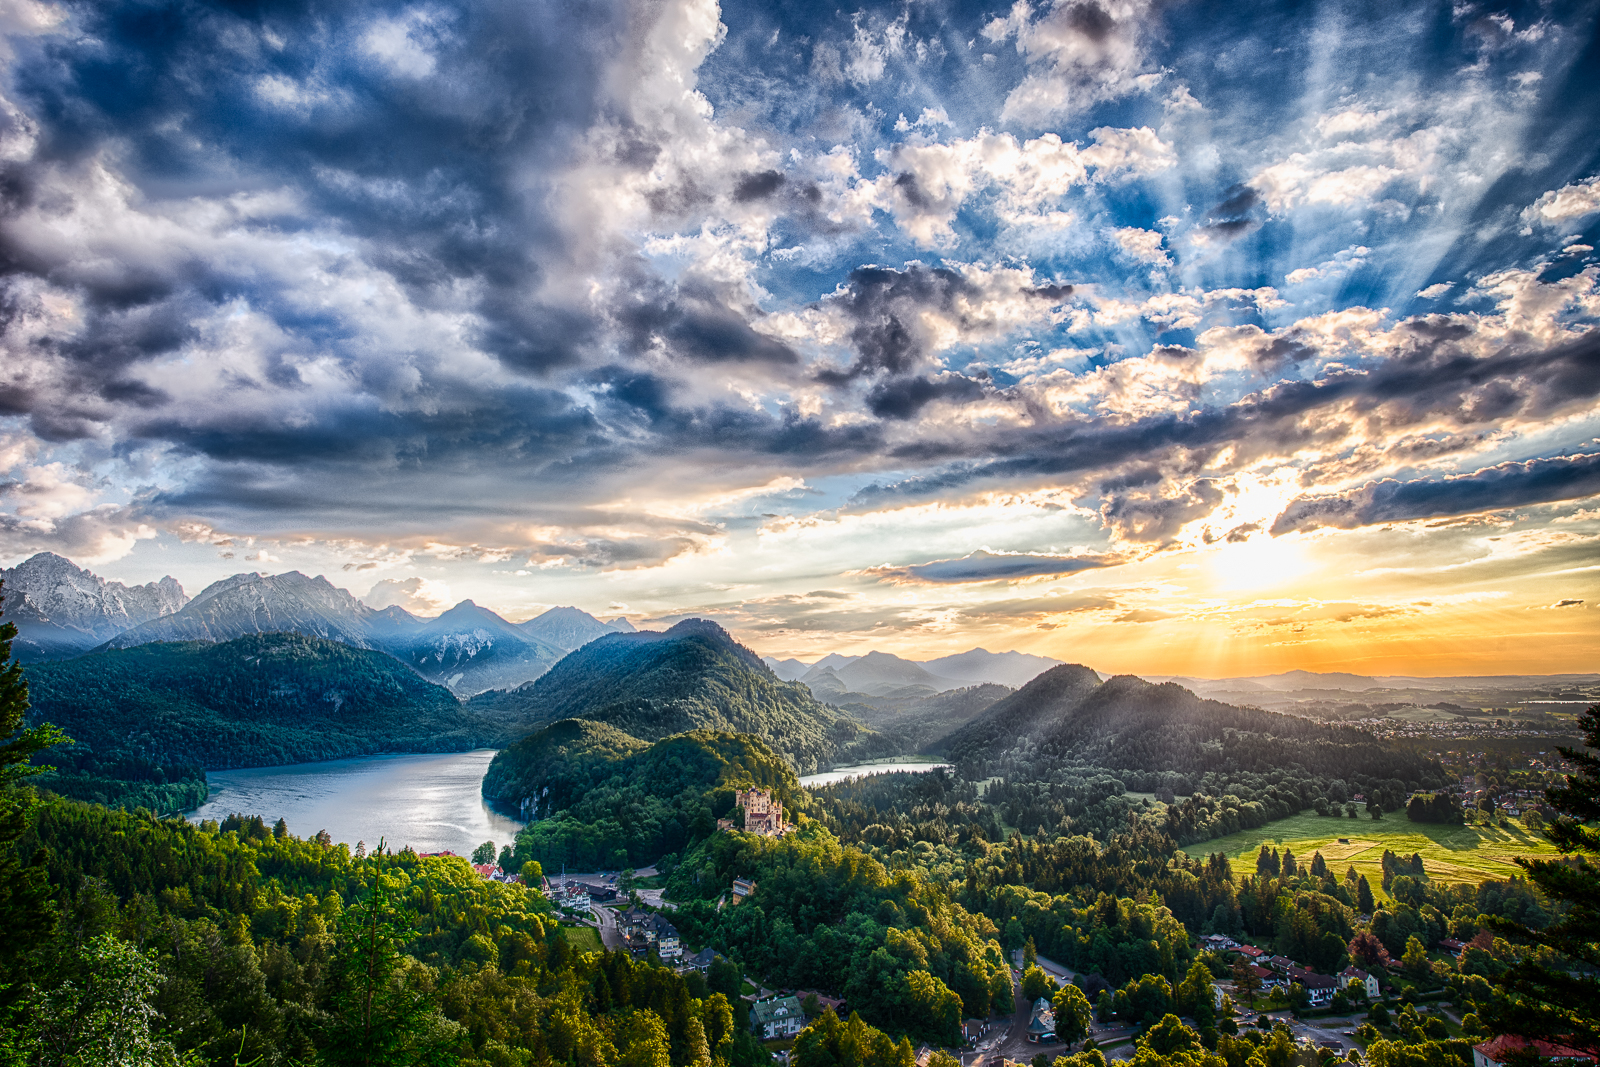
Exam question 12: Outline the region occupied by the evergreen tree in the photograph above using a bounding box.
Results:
[322,841,463,1066]
[1356,875,1376,914]
[1484,704,1600,1054]
[0,584,67,1005]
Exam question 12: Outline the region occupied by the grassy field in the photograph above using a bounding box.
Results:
[558,925,604,954]
[1199,811,1565,892]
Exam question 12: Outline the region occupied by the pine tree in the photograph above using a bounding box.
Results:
[1484,704,1600,1054]
[1356,875,1375,914]
[323,840,463,1065]
[0,582,68,1002]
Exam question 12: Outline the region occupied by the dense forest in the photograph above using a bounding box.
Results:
[488,723,804,870]
[467,621,890,772]
[0,798,771,1067]
[667,823,1013,1047]
[21,634,522,813]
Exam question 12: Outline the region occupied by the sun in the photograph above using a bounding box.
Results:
[1206,535,1313,594]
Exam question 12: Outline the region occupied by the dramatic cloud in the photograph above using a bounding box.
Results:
[0,0,1595,673]
[861,548,1118,584]
[1272,452,1600,535]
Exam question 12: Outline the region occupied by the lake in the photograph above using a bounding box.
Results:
[188,750,522,857]
[799,760,953,788]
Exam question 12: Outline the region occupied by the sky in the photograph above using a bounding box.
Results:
[0,0,1598,676]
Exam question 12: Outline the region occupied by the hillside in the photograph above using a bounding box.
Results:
[23,633,508,774]
[937,666,1446,785]
[934,663,1103,760]
[485,722,800,866]
[468,619,886,771]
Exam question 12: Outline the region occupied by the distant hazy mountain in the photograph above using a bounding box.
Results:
[468,618,888,771]
[99,571,570,695]
[105,571,384,649]
[518,605,633,651]
[800,650,956,696]
[936,664,1103,760]
[602,616,638,633]
[760,646,1064,694]
[923,648,1063,688]
[844,683,1014,750]
[0,552,187,661]
[762,656,811,682]
[380,600,567,697]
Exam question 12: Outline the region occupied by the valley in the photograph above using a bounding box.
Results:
[0,557,1594,1067]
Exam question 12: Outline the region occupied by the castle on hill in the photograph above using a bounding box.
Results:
[718,787,791,837]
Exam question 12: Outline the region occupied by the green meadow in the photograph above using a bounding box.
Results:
[1196,811,1566,892]
[557,924,605,954]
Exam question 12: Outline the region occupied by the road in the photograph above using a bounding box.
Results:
[591,904,625,950]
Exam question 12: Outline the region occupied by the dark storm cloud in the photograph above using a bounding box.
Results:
[1271,451,1600,534]
[863,549,1118,584]
[615,274,799,365]
[817,265,975,384]
[866,373,989,419]
[1199,184,1263,241]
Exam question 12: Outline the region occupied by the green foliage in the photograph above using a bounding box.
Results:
[23,634,505,787]
[0,583,67,1010]
[668,824,1008,1045]
[1483,703,1600,1053]
[21,932,190,1067]
[9,795,769,1067]
[1052,983,1093,1045]
[469,621,886,771]
[1405,794,1464,824]
[493,724,801,869]
[1022,965,1054,1002]
[791,1011,915,1067]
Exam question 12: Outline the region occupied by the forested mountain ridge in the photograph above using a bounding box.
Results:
[23,633,512,776]
[487,723,802,868]
[933,663,1103,760]
[468,619,888,771]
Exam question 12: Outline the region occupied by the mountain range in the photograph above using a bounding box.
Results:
[763,646,1065,697]
[0,553,188,660]
[0,553,637,696]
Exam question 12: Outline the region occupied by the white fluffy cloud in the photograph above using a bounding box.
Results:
[1521,175,1600,230]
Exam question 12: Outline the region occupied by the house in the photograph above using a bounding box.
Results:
[1474,1037,1596,1067]
[1286,968,1340,1007]
[1234,945,1265,961]
[652,914,682,960]
[582,882,618,902]
[1027,997,1056,1043]
[1263,955,1296,974]
[751,996,808,1040]
[732,878,757,904]
[730,788,792,837]
[472,863,500,880]
[1250,965,1284,990]
[1199,935,1239,952]
[797,991,847,1018]
[1340,966,1380,999]
[962,1019,989,1045]
[682,947,721,973]
[1439,939,1466,956]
